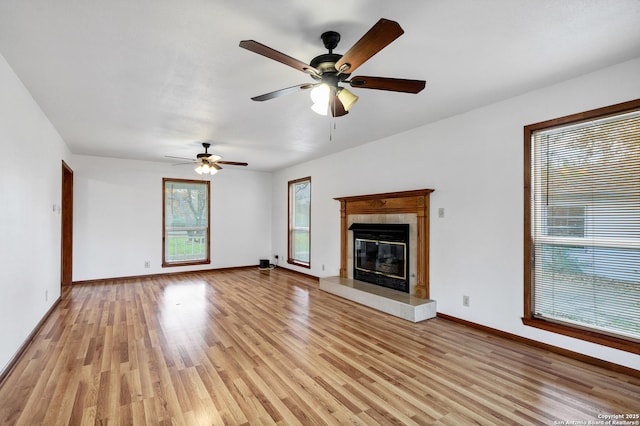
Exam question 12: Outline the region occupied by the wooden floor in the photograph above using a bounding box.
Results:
[1,268,638,425]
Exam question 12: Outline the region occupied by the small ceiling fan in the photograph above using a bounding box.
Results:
[239,18,426,117]
[166,143,248,175]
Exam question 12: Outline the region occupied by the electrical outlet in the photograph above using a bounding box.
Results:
[463,295,470,307]
[438,207,445,218]
[144,261,150,268]
[322,264,325,271]
[274,254,279,260]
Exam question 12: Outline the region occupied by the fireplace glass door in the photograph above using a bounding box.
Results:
[349,223,410,292]
[355,239,406,280]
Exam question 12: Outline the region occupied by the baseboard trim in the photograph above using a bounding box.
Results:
[436,313,640,378]
[0,295,62,387]
[71,265,259,285]
[274,266,320,282]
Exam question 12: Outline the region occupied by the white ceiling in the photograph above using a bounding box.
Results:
[1,0,639,171]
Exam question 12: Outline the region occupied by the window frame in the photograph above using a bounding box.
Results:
[523,98,640,355]
[288,176,311,268]
[162,178,211,268]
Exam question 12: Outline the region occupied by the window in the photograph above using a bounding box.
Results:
[163,178,210,267]
[524,99,640,353]
[546,205,585,237]
[288,177,311,268]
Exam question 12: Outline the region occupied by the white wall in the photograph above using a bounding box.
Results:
[72,155,272,281]
[0,53,71,373]
[1,41,637,377]
[271,57,640,370]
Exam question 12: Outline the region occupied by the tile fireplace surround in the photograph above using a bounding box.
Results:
[320,189,436,322]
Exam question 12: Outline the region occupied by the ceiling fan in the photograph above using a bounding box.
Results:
[166,143,248,175]
[239,18,426,117]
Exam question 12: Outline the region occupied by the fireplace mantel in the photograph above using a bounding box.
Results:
[334,189,434,299]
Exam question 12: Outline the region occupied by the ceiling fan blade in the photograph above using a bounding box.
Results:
[239,40,319,75]
[217,161,248,167]
[212,163,222,171]
[165,155,195,161]
[251,83,315,101]
[171,162,195,166]
[335,19,404,75]
[329,96,348,117]
[349,76,426,93]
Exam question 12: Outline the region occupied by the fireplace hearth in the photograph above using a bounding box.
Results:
[349,223,410,293]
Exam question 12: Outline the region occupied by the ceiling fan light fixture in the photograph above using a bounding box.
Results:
[311,101,328,116]
[337,87,359,111]
[310,83,331,105]
[195,162,219,175]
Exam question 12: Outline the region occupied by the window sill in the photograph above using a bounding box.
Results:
[521,317,640,355]
[162,259,211,268]
[287,259,310,269]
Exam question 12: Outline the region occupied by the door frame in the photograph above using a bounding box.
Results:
[61,161,73,286]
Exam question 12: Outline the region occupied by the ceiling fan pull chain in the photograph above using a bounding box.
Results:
[329,109,336,142]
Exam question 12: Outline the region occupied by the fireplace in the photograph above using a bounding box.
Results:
[335,189,434,299]
[349,223,410,293]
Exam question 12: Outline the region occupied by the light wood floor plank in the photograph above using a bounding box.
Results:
[1,268,638,425]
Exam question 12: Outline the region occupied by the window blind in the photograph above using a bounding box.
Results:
[531,109,640,341]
